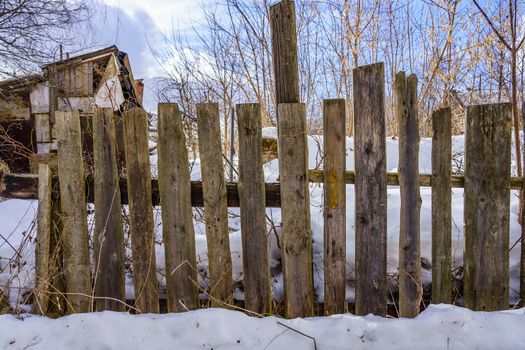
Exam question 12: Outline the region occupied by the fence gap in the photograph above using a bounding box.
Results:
[464,103,511,311]
[55,110,92,313]
[277,103,314,318]
[33,163,52,315]
[322,99,347,315]
[431,107,452,304]
[353,63,387,317]
[157,103,199,312]
[396,72,422,317]
[92,107,126,311]
[196,102,234,306]
[123,107,159,313]
[237,103,272,315]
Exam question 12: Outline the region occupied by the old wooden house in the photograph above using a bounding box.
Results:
[0,45,143,173]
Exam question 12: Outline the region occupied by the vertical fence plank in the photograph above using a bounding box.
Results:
[353,63,387,316]
[55,110,92,313]
[431,107,452,304]
[464,103,511,311]
[237,103,272,315]
[521,101,525,307]
[93,108,126,311]
[47,193,67,317]
[396,72,422,317]
[323,99,347,315]
[196,103,233,306]
[157,103,199,312]
[270,0,300,104]
[33,163,52,315]
[277,103,314,318]
[123,107,159,313]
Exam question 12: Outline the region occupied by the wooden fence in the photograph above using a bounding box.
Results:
[0,0,520,318]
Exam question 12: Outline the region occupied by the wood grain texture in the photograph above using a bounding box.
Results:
[396,72,422,318]
[353,63,387,316]
[157,103,199,312]
[93,108,126,312]
[464,103,511,311]
[55,110,92,313]
[47,194,67,317]
[33,164,52,315]
[237,103,272,315]
[322,99,347,315]
[270,0,300,104]
[123,107,159,313]
[196,103,233,306]
[521,101,525,307]
[431,107,452,304]
[277,103,314,318]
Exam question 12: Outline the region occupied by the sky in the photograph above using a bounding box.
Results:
[85,0,206,111]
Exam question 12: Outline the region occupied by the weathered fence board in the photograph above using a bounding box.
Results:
[270,0,300,105]
[431,107,452,304]
[322,99,347,315]
[157,103,199,312]
[93,108,126,312]
[464,103,511,311]
[522,101,525,307]
[47,194,66,317]
[196,103,233,306]
[353,63,387,317]
[237,103,271,315]
[277,103,314,318]
[123,107,159,313]
[33,163,52,315]
[55,110,92,313]
[396,72,422,318]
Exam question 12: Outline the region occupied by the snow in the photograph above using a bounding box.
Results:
[1,305,524,349]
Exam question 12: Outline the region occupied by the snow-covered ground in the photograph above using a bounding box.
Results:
[1,304,525,349]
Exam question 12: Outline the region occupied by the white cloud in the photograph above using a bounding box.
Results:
[99,0,203,34]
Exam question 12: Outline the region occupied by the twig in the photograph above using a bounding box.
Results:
[276,321,318,350]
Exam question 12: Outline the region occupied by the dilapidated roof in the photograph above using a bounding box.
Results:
[0,74,45,95]
[0,45,143,109]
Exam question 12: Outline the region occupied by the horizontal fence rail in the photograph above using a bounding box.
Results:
[2,171,524,205]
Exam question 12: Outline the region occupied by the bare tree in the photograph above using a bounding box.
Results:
[0,0,91,76]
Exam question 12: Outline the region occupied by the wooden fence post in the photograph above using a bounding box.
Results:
[123,107,159,313]
[521,101,525,307]
[396,72,422,317]
[47,193,67,317]
[93,108,126,311]
[431,107,452,304]
[55,110,92,313]
[322,99,347,315]
[464,103,511,311]
[277,103,314,318]
[353,63,387,316]
[33,163,52,315]
[196,103,233,306]
[237,103,272,315]
[157,103,199,312]
[270,0,300,105]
